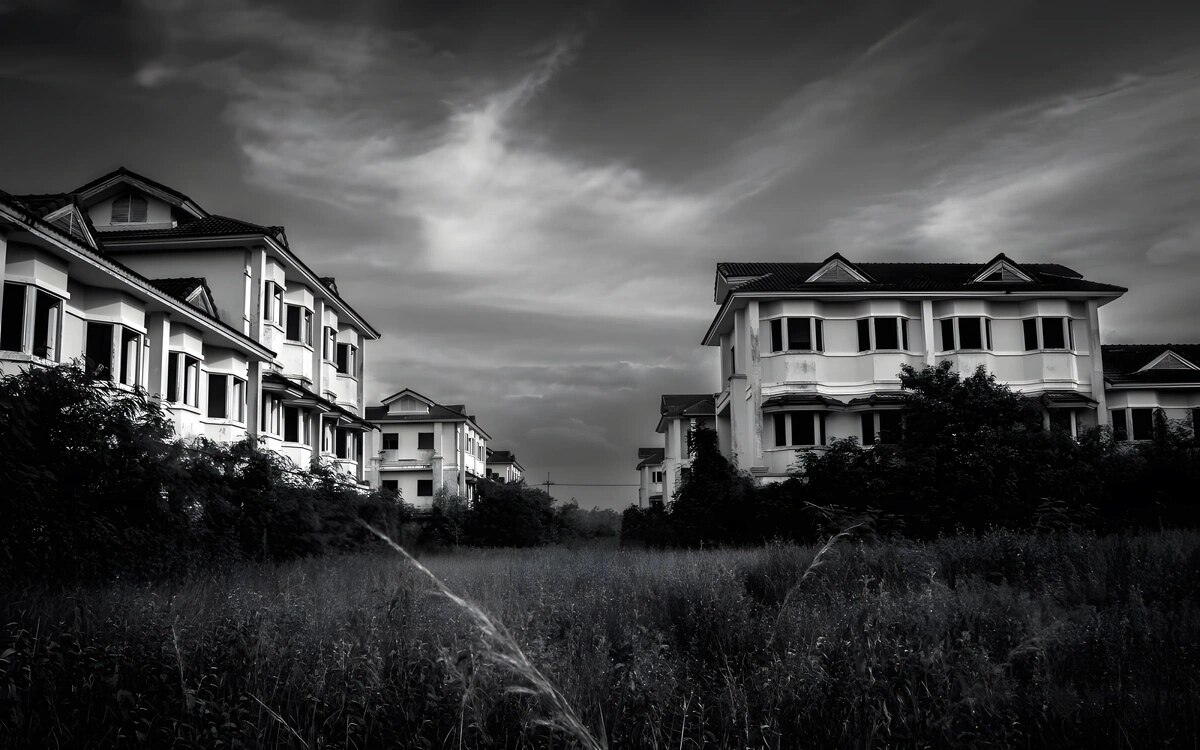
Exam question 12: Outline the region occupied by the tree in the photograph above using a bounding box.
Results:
[668,424,757,546]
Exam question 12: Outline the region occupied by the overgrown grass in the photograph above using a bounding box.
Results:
[3,530,1200,748]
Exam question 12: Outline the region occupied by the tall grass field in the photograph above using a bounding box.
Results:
[3,530,1199,748]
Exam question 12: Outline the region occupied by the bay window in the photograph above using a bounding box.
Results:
[335,342,357,375]
[1023,317,1072,351]
[263,281,284,324]
[858,317,909,352]
[1110,407,1159,442]
[261,393,282,435]
[206,373,246,421]
[282,405,309,444]
[85,322,114,378]
[166,352,200,407]
[772,412,827,447]
[323,326,336,361]
[941,317,992,352]
[285,304,313,346]
[1,283,62,361]
[769,317,824,353]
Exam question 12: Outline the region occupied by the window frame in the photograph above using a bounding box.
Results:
[110,193,148,224]
[772,411,828,448]
[417,479,434,497]
[858,316,910,353]
[335,342,358,376]
[940,316,991,353]
[382,432,399,451]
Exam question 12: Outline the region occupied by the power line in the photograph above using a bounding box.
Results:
[540,472,638,493]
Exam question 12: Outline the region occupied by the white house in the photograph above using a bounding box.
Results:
[1,190,274,443]
[365,389,490,507]
[635,447,664,508]
[485,449,525,484]
[9,168,381,481]
[656,394,716,499]
[1102,344,1200,440]
[701,253,1127,482]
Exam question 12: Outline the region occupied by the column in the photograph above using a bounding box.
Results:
[921,299,936,366]
[1087,300,1109,426]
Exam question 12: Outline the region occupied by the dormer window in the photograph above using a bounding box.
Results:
[111,194,148,224]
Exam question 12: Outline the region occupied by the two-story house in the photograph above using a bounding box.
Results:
[656,394,717,498]
[365,389,490,507]
[635,447,665,507]
[1101,344,1200,441]
[702,253,1127,481]
[10,168,381,481]
[485,449,525,484]
[1,191,274,441]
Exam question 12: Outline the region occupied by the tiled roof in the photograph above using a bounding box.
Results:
[100,214,272,240]
[717,260,1125,297]
[365,403,476,424]
[10,192,76,216]
[636,447,665,469]
[488,450,518,464]
[72,166,198,206]
[263,370,372,428]
[1102,344,1200,386]
[761,394,847,409]
[150,276,206,301]
[660,394,716,418]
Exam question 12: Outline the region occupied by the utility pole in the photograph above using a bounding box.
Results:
[542,472,555,496]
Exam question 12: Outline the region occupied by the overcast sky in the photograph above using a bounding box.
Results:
[3,0,1200,509]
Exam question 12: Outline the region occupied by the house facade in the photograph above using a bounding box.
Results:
[365,389,490,507]
[485,449,525,484]
[701,253,1127,482]
[635,447,665,507]
[1,191,274,433]
[4,168,380,482]
[1102,344,1200,441]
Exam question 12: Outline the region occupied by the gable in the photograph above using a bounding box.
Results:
[1139,350,1199,372]
[804,255,871,283]
[972,256,1034,283]
[44,205,95,248]
[85,189,178,231]
[72,168,207,221]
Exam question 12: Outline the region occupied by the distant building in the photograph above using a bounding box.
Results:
[656,394,716,499]
[3,168,380,482]
[486,449,524,484]
[1102,344,1200,441]
[701,252,1131,482]
[365,389,489,507]
[635,447,664,507]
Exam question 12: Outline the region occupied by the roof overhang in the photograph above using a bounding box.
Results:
[0,198,274,361]
[701,289,1127,346]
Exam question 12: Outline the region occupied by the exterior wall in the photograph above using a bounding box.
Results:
[488,463,523,484]
[368,416,489,503]
[86,194,174,229]
[280,283,315,385]
[661,415,715,500]
[638,464,664,507]
[717,295,1110,481]
[99,249,248,324]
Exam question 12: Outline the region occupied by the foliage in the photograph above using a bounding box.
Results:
[626,362,1200,547]
[3,531,1199,748]
[0,362,413,583]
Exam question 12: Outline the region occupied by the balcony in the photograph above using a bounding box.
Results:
[376,448,435,468]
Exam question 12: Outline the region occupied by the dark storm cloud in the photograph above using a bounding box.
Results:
[2,0,1199,507]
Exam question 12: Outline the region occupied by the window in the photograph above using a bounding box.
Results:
[874,318,900,350]
[776,412,826,446]
[1022,317,1071,351]
[878,411,902,444]
[285,304,313,345]
[791,412,817,446]
[1130,408,1155,441]
[207,373,228,418]
[861,413,875,445]
[33,291,60,360]
[1049,409,1072,434]
[985,319,993,350]
[418,432,434,450]
[1,283,26,351]
[118,328,141,386]
[770,319,783,353]
[111,194,148,223]
[323,327,336,361]
[335,342,357,375]
[263,281,284,323]
[652,470,664,483]
[335,428,354,459]
[1042,317,1067,350]
[261,393,282,435]
[382,433,399,450]
[382,480,399,495]
[959,317,984,350]
[417,479,433,497]
[85,322,115,378]
[941,319,955,351]
[283,406,307,443]
[166,353,200,407]
[1110,409,1128,441]
[858,317,907,352]
[232,378,245,422]
[787,317,813,351]
[774,413,788,447]
[729,344,737,375]
[1023,319,1039,351]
